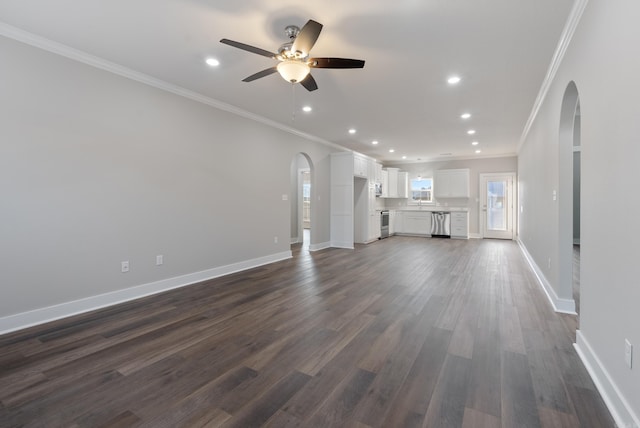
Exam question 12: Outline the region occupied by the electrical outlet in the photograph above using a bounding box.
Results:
[548,258,551,269]
[625,339,633,369]
[121,261,129,273]
[156,255,163,266]
[274,236,278,244]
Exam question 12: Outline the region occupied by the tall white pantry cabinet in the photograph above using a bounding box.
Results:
[330,152,380,248]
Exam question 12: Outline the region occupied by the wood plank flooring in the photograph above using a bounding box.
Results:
[0,237,614,427]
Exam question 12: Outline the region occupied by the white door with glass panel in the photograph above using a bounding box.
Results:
[480,173,515,239]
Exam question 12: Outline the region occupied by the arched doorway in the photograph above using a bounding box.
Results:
[558,81,581,317]
[290,153,313,250]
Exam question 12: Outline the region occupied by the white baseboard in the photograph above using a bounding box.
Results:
[0,251,292,335]
[517,239,576,314]
[309,241,331,251]
[469,233,482,239]
[330,241,355,250]
[290,236,300,244]
[575,331,640,428]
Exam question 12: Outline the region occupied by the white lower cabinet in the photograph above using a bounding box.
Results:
[370,211,381,241]
[391,210,467,238]
[450,211,468,239]
[393,211,403,233]
[389,210,396,235]
[395,211,431,236]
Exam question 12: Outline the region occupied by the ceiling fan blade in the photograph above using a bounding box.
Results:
[220,39,277,58]
[310,57,365,69]
[242,67,278,82]
[300,74,318,92]
[292,20,323,55]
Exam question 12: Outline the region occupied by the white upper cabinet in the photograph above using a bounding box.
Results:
[353,155,368,178]
[434,169,470,198]
[375,163,383,183]
[367,158,376,181]
[381,169,389,197]
[380,168,408,198]
[397,171,409,198]
[386,168,399,198]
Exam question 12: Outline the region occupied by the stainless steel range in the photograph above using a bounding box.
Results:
[380,210,389,239]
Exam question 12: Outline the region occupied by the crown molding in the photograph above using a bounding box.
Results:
[384,151,517,166]
[0,22,346,152]
[517,0,589,153]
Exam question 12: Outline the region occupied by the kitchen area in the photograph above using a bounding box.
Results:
[330,151,517,248]
[378,167,470,240]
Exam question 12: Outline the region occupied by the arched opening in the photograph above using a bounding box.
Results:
[558,81,581,318]
[290,153,313,251]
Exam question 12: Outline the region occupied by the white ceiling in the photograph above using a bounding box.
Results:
[0,0,575,163]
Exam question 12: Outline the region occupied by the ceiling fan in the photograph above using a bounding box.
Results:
[220,19,365,92]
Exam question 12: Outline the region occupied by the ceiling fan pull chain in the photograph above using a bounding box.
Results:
[291,82,296,123]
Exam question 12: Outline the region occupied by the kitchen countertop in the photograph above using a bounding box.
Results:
[389,207,469,212]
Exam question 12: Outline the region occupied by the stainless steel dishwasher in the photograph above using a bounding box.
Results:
[430,211,451,237]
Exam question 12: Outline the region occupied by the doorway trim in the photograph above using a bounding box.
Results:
[297,168,311,244]
[557,81,579,315]
[290,153,314,249]
[479,172,517,240]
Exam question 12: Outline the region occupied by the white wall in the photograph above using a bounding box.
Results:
[518,0,640,424]
[0,35,337,331]
[386,156,517,236]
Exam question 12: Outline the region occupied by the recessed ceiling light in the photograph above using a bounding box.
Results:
[475,149,482,154]
[447,76,461,85]
[372,140,379,145]
[302,106,312,113]
[389,149,395,153]
[348,128,357,134]
[461,113,471,119]
[402,156,407,159]
[471,141,479,146]
[205,58,220,67]
[467,129,476,135]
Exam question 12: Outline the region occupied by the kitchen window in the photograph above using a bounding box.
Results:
[410,177,433,204]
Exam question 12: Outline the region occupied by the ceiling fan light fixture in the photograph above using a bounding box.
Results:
[277,60,310,83]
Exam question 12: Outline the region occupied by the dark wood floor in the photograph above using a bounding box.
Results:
[0,237,614,427]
